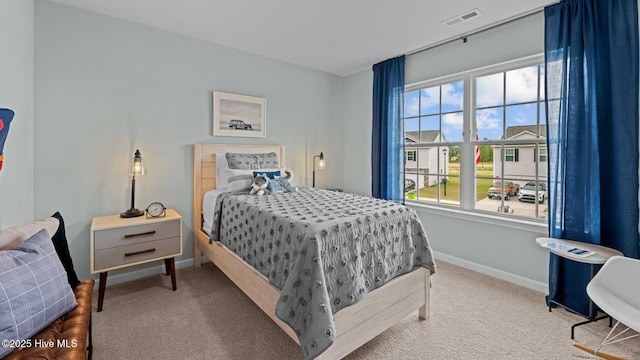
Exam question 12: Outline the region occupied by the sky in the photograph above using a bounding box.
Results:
[404,64,546,142]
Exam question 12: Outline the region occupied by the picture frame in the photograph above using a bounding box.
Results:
[212,91,266,138]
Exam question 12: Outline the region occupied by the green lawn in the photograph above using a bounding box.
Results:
[406,163,494,202]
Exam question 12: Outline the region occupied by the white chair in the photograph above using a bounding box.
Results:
[573,256,640,360]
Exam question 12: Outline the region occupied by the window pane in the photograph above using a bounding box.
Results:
[476,108,504,141]
[404,170,419,201]
[505,103,538,137]
[475,178,523,217]
[419,115,440,142]
[442,111,463,142]
[441,145,460,206]
[539,102,547,135]
[404,90,419,117]
[505,65,538,104]
[441,81,463,112]
[438,176,460,206]
[476,73,504,108]
[404,118,420,144]
[420,86,440,115]
[540,64,546,100]
[413,146,460,206]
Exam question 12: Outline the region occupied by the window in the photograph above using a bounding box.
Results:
[538,148,547,162]
[403,80,463,205]
[505,148,519,162]
[403,56,547,220]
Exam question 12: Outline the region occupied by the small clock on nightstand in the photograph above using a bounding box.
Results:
[146,202,166,218]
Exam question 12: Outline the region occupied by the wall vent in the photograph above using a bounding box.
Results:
[443,9,482,26]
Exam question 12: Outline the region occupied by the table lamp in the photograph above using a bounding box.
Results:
[120,149,146,218]
[312,152,325,187]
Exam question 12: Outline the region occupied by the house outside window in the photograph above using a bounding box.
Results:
[403,55,547,220]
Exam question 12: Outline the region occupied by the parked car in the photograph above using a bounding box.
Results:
[518,181,547,204]
[229,119,252,130]
[405,178,416,193]
[487,180,520,200]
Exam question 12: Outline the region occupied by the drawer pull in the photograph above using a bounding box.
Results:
[124,230,156,239]
[124,248,156,257]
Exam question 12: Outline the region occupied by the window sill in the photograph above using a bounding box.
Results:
[405,201,549,234]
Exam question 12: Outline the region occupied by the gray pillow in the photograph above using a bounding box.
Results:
[225,152,279,170]
[0,229,78,357]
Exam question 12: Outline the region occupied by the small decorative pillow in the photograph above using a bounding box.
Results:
[220,168,256,192]
[225,152,279,170]
[253,170,281,179]
[0,229,77,358]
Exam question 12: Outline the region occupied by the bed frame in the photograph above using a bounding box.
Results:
[193,143,430,359]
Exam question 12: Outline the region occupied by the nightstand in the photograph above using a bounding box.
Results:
[90,208,182,312]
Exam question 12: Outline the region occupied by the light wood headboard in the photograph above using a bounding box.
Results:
[193,143,286,232]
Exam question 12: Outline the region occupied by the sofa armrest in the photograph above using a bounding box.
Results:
[5,279,95,360]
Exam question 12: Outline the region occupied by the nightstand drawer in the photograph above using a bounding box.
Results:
[94,236,180,271]
[94,220,179,250]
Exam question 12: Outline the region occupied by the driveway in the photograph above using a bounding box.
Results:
[476,196,547,218]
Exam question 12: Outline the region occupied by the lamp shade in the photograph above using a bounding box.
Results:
[131,149,146,176]
[318,153,326,169]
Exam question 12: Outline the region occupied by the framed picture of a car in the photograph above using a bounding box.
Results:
[213,91,266,138]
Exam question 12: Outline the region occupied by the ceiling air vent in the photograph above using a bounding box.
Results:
[443,9,482,26]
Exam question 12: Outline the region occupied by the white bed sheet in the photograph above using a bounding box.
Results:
[202,189,225,235]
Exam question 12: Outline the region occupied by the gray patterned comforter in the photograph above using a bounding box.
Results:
[209,187,435,360]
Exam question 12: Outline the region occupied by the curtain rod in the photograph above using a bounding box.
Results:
[405,5,551,57]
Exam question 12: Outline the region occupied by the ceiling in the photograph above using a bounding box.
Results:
[47,0,556,76]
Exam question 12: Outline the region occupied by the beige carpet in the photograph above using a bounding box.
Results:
[92,261,640,359]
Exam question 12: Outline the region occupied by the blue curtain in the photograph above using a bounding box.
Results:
[545,0,639,317]
[372,55,405,202]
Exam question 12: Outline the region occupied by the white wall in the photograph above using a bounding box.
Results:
[0,0,35,227]
[343,13,550,288]
[34,0,344,280]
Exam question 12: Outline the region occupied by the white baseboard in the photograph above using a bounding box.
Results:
[433,251,548,294]
[94,257,210,289]
[95,252,547,295]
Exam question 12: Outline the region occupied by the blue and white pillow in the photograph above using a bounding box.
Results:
[253,170,281,179]
[0,229,77,357]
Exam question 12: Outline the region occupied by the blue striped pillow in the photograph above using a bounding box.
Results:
[253,170,281,179]
[0,229,77,357]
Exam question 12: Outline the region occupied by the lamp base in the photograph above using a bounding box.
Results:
[120,208,144,218]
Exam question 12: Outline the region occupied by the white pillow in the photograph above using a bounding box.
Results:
[0,217,59,250]
[215,153,230,191]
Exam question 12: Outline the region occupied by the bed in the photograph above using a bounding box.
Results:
[193,143,434,359]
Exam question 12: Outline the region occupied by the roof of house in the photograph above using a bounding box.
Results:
[505,125,547,139]
[405,130,445,143]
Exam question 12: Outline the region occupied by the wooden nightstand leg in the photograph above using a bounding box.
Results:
[168,257,177,291]
[164,258,171,276]
[97,272,108,312]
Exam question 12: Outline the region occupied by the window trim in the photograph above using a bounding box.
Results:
[404,54,547,226]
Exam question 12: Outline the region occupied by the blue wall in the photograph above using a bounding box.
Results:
[34,0,344,280]
[0,0,34,228]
